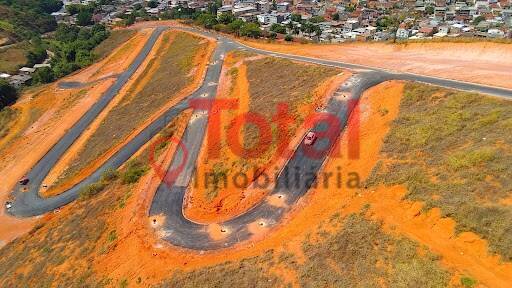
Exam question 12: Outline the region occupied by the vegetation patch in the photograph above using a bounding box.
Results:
[0,106,19,138]
[156,213,449,287]
[366,82,512,261]
[0,42,28,73]
[93,29,137,60]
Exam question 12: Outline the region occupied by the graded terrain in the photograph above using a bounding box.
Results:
[0,23,511,288]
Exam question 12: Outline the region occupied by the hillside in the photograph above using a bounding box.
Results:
[0,0,60,41]
[1,78,511,287]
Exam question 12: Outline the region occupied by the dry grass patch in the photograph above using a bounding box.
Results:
[367,82,512,261]
[0,42,28,73]
[93,29,137,60]
[203,55,340,200]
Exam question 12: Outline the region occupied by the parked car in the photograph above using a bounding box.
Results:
[19,177,29,185]
[304,131,317,145]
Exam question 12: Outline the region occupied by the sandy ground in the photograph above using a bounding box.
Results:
[0,29,152,246]
[241,39,512,90]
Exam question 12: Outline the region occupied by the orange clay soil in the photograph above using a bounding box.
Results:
[183,52,349,223]
[240,39,512,89]
[91,80,400,284]
[41,31,215,197]
[95,81,511,288]
[0,29,152,245]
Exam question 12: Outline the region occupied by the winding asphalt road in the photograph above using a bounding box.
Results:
[7,25,512,250]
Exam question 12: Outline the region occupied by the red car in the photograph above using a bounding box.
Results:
[304,132,317,146]
[19,177,29,185]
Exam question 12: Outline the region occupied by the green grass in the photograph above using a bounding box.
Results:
[366,82,512,261]
[52,32,206,188]
[0,42,28,73]
[93,29,137,60]
[460,276,477,287]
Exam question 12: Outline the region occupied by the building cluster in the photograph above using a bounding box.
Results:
[0,54,52,88]
[214,0,512,42]
[44,0,512,41]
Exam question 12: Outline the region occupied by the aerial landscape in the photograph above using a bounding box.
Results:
[0,0,511,287]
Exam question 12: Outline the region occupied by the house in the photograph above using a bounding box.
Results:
[396,27,411,38]
[239,12,261,22]
[217,5,233,16]
[233,6,257,17]
[276,2,290,12]
[418,26,437,36]
[256,1,270,12]
[33,64,52,69]
[343,18,360,32]
[487,28,505,37]
[8,74,32,88]
[0,73,11,80]
[19,67,36,74]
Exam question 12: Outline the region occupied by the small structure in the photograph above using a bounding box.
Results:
[8,74,32,88]
[0,73,11,80]
[19,67,36,74]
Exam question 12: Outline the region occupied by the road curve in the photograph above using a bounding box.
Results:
[7,25,512,251]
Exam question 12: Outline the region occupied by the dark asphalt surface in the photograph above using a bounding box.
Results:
[7,25,512,250]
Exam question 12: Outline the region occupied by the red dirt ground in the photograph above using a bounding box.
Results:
[240,39,512,90]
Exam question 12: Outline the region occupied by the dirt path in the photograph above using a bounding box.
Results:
[241,40,512,90]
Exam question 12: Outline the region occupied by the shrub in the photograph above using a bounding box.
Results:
[78,182,106,200]
[100,168,119,183]
[460,276,477,287]
[284,34,293,41]
[121,160,148,184]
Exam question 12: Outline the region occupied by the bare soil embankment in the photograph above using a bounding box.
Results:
[241,39,512,89]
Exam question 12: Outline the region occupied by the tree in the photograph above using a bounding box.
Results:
[196,13,218,29]
[32,67,55,84]
[309,16,325,23]
[0,80,18,109]
[77,9,93,26]
[147,0,158,8]
[26,46,48,67]
[270,23,287,34]
[240,22,261,38]
[218,12,235,24]
[425,6,434,15]
[473,15,485,25]
[39,0,63,13]
[284,34,293,41]
[227,19,244,36]
[332,13,340,21]
[291,14,302,22]
[124,14,135,26]
[66,4,81,15]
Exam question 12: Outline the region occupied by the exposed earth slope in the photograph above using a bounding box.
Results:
[1,23,512,288]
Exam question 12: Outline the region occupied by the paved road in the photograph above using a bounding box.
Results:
[7,25,512,250]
